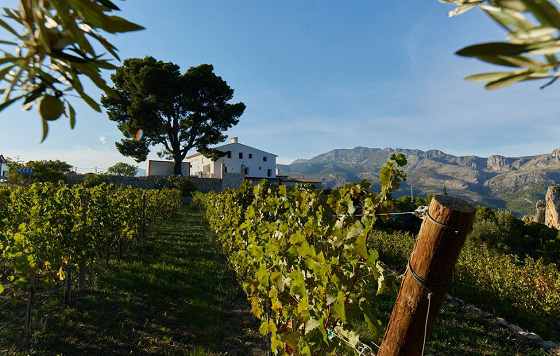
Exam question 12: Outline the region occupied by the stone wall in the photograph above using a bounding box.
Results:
[222,173,243,190]
[189,176,223,192]
[66,174,230,192]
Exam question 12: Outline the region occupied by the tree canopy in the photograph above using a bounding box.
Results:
[101,57,246,175]
[106,162,137,176]
[0,0,143,140]
[442,0,560,90]
[8,159,73,184]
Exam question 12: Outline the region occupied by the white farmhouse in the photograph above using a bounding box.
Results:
[0,155,8,179]
[186,137,277,179]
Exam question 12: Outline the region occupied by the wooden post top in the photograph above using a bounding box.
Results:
[432,195,475,214]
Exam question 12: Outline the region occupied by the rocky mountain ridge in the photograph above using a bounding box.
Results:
[279,147,560,214]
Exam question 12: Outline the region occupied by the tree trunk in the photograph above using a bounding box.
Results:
[173,156,183,176]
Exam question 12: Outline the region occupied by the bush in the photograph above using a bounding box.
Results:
[164,176,197,197]
[7,160,73,185]
[81,173,110,187]
[470,207,560,264]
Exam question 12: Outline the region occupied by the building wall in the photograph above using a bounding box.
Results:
[147,160,189,176]
[188,156,220,177]
[187,143,277,179]
[0,162,8,178]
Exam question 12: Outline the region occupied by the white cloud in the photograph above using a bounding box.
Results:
[99,136,107,145]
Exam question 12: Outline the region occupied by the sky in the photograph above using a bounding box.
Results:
[1,1,560,172]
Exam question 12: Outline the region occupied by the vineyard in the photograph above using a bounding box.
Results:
[0,183,182,343]
[0,160,559,354]
[195,155,560,354]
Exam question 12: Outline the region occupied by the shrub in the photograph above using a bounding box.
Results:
[164,176,197,197]
[81,173,110,187]
[470,207,560,264]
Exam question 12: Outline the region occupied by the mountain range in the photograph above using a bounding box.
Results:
[279,147,560,215]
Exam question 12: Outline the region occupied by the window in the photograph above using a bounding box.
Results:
[263,156,267,162]
[224,165,228,173]
[244,167,249,175]
[239,152,243,159]
[267,169,272,177]
[258,166,262,170]
[249,153,253,159]
[226,151,231,159]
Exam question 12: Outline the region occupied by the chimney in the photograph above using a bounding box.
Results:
[230,136,239,144]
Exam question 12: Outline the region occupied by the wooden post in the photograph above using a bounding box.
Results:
[24,278,34,344]
[64,267,72,306]
[141,191,146,241]
[378,195,475,356]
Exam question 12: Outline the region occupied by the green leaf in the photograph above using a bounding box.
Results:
[527,43,560,55]
[75,88,101,112]
[449,3,480,17]
[0,64,14,81]
[333,291,346,322]
[0,93,25,112]
[466,71,521,81]
[304,318,321,334]
[0,39,17,46]
[477,55,536,68]
[485,70,532,90]
[102,16,145,33]
[355,232,368,259]
[483,5,533,32]
[456,42,530,57]
[494,0,527,12]
[40,118,49,143]
[520,0,560,28]
[0,18,20,38]
[68,102,76,129]
[97,0,120,11]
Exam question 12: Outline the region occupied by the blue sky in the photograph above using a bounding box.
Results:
[1,0,560,172]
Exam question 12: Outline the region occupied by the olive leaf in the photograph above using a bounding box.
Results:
[0,0,144,139]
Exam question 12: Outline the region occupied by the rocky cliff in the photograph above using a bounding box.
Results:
[279,147,560,215]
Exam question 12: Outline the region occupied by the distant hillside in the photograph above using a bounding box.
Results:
[279,147,560,215]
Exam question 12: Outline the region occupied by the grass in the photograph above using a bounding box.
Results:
[374,292,549,356]
[0,204,551,355]
[0,206,264,355]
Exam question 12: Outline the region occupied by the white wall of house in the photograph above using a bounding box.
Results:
[0,163,7,178]
[0,156,8,179]
[186,138,277,179]
[147,160,190,176]
[187,155,220,178]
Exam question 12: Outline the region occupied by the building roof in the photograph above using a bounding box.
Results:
[185,142,278,160]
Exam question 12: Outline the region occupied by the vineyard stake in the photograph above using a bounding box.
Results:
[24,277,35,345]
[141,191,146,241]
[64,267,72,306]
[378,195,475,356]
